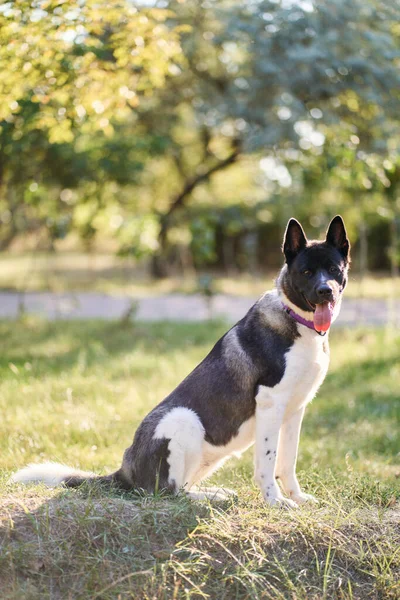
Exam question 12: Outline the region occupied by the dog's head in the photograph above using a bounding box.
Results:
[281,215,350,332]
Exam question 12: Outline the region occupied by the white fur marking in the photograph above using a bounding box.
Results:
[254,328,329,505]
[280,291,314,323]
[153,407,205,489]
[276,407,305,500]
[280,328,329,416]
[192,417,255,484]
[254,390,283,504]
[255,386,274,409]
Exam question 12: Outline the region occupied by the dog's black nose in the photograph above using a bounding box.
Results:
[317,285,333,301]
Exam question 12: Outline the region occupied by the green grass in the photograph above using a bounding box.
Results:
[0,320,399,599]
[0,251,399,299]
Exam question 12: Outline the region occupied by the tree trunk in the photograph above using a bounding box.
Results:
[151,143,241,278]
[389,212,399,278]
[354,217,368,325]
[359,220,368,280]
[0,181,17,250]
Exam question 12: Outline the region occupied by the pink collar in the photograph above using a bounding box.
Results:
[281,302,327,336]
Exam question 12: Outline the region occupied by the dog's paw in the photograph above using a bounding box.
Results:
[217,487,238,498]
[210,488,237,502]
[187,486,238,502]
[290,492,319,505]
[265,495,299,510]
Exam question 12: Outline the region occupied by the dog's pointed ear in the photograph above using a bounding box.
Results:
[326,215,350,260]
[283,218,308,264]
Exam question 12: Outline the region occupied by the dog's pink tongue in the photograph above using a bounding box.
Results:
[314,302,332,333]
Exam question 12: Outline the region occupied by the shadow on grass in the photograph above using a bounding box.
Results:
[0,486,223,599]
[0,493,185,597]
[0,319,227,381]
[1,482,399,600]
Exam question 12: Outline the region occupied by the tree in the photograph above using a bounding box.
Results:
[0,0,183,247]
[143,0,400,274]
[1,0,400,274]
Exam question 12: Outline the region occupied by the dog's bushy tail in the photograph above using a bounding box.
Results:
[11,462,131,490]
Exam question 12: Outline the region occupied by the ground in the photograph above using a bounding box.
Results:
[0,320,399,599]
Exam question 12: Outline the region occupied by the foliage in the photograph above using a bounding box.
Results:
[222,0,400,147]
[0,1,400,272]
[0,0,182,128]
[0,0,183,247]
[151,0,400,271]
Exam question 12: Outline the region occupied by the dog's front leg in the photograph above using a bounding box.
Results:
[275,408,318,505]
[254,386,298,509]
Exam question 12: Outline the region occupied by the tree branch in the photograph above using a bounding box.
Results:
[151,138,241,277]
[159,139,241,244]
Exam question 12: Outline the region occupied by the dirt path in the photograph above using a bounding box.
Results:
[0,291,399,326]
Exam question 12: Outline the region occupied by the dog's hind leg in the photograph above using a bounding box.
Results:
[152,408,237,501]
[152,407,205,492]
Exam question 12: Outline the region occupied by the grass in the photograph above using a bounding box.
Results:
[0,319,399,599]
[0,251,399,299]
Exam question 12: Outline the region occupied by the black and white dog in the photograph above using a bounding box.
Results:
[13,216,350,508]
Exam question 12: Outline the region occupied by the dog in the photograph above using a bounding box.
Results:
[12,216,350,508]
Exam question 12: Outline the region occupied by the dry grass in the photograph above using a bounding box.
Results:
[1,482,399,599]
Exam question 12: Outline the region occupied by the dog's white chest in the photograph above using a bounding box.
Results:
[268,331,329,416]
[286,332,329,411]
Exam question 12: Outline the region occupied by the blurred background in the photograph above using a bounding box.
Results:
[0,0,399,321]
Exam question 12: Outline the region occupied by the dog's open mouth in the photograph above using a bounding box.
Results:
[303,295,335,333]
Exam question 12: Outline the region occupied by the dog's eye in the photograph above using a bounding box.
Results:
[302,269,312,277]
[329,266,338,274]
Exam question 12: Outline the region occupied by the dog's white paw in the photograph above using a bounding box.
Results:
[209,489,237,502]
[290,492,318,505]
[188,486,237,502]
[265,495,298,509]
[216,487,238,498]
